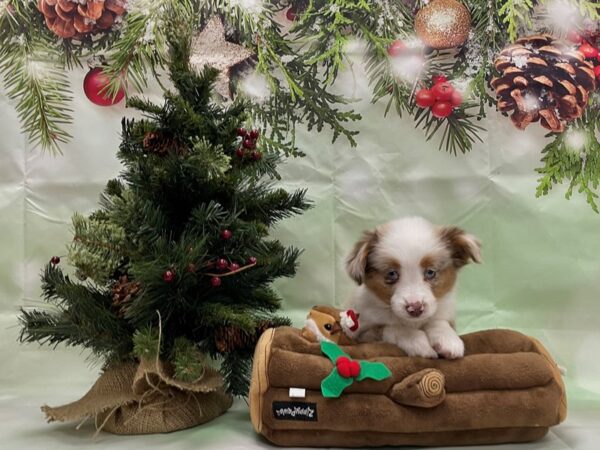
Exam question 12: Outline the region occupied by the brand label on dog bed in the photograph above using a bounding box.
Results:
[272,401,318,421]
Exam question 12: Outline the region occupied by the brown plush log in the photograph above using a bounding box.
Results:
[249,327,566,448]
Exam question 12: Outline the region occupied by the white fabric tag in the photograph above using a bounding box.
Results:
[288,387,306,398]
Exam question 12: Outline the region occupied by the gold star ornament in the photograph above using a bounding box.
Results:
[190,16,254,99]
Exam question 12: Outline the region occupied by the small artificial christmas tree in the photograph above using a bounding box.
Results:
[18,38,309,433]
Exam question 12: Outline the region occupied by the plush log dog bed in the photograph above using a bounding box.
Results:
[249,326,566,447]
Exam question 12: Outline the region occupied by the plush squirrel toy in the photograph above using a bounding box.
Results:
[301,305,360,345]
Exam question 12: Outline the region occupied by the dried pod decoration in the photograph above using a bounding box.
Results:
[491,34,596,132]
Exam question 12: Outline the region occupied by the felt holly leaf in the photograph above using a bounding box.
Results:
[320,340,348,362]
[321,368,354,398]
[357,361,392,382]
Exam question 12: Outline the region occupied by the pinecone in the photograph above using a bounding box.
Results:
[142,131,187,157]
[491,34,596,132]
[214,323,271,353]
[111,275,141,318]
[38,0,127,39]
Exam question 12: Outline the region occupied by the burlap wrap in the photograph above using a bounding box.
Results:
[42,358,233,435]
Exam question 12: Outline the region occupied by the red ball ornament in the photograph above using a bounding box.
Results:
[578,42,598,59]
[248,256,258,265]
[432,74,448,85]
[594,65,600,80]
[415,89,436,108]
[450,90,463,107]
[286,7,297,21]
[50,256,60,265]
[567,30,583,44]
[221,229,233,240]
[83,67,125,107]
[211,276,222,287]
[230,262,240,272]
[216,258,228,270]
[163,270,175,282]
[431,81,454,101]
[387,39,406,57]
[431,101,453,118]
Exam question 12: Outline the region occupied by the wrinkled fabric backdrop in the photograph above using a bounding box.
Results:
[1,49,599,449]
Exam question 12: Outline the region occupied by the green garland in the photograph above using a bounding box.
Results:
[1,0,600,209]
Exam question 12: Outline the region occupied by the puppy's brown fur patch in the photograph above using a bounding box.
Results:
[438,227,482,268]
[364,256,401,304]
[420,254,457,300]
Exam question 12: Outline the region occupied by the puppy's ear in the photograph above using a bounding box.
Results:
[346,230,378,284]
[439,226,482,268]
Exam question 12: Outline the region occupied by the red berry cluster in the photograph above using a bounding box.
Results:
[415,75,463,119]
[236,127,262,161]
[568,31,600,81]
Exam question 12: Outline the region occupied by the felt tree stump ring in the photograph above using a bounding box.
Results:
[389,368,446,408]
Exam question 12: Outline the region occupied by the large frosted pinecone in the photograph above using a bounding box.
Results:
[491,34,596,132]
[38,0,127,39]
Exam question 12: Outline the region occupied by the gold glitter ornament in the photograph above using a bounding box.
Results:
[414,0,471,50]
[190,16,254,99]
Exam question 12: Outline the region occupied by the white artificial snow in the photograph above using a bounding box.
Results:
[390,53,425,85]
[565,129,587,152]
[544,0,581,32]
[512,54,528,69]
[230,0,264,15]
[240,71,271,103]
[522,93,541,113]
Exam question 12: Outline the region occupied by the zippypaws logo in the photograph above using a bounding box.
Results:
[272,401,318,421]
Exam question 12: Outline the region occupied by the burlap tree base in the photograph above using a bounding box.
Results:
[42,358,233,435]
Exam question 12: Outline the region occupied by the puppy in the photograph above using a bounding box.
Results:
[345,217,481,359]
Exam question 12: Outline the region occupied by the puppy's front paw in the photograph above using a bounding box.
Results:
[431,334,464,359]
[405,341,439,359]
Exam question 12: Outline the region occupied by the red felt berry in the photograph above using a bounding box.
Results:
[50,256,60,265]
[243,137,255,149]
[236,148,245,158]
[387,39,406,57]
[249,129,259,139]
[579,42,598,59]
[432,74,448,85]
[163,270,175,282]
[594,65,600,80]
[211,276,222,287]
[251,151,262,161]
[230,262,240,272]
[415,89,436,108]
[236,127,247,137]
[248,256,257,265]
[286,7,296,21]
[567,30,583,44]
[348,360,361,378]
[336,356,352,378]
[432,101,453,118]
[221,229,233,240]
[216,258,228,270]
[450,90,463,107]
[431,81,454,101]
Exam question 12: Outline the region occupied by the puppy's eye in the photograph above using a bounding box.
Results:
[424,269,437,280]
[324,323,333,331]
[385,270,399,284]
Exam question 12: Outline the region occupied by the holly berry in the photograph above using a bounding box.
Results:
[579,42,598,59]
[594,65,600,80]
[230,262,240,272]
[163,270,175,282]
[431,101,453,118]
[251,151,262,161]
[221,229,233,240]
[335,356,361,378]
[243,137,256,149]
[415,89,436,108]
[236,148,245,158]
[216,258,228,270]
[211,276,222,287]
[50,256,60,265]
[431,81,454,101]
[450,90,463,107]
[236,127,247,137]
[387,40,406,57]
[432,74,448,85]
[286,7,296,21]
[567,30,583,44]
[248,256,258,265]
[249,129,259,139]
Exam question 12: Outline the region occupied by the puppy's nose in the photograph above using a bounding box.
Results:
[405,302,425,317]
